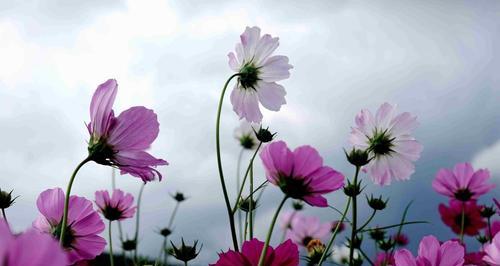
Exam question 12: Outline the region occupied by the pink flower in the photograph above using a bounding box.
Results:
[286,213,331,247]
[95,189,136,221]
[432,162,495,201]
[279,211,298,231]
[33,188,106,264]
[375,252,395,266]
[483,232,500,266]
[0,220,68,266]
[228,26,293,123]
[210,238,299,266]
[87,79,168,182]
[394,235,464,266]
[393,233,409,246]
[349,103,423,185]
[438,199,486,236]
[234,120,260,149]
[464,252,487,266]
[259,141,345,207]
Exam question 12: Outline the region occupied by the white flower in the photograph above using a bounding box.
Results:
[233,120,259,149]
[331,245,359,265]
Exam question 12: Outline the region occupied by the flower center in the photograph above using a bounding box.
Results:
[454,188,473,202]
[239,63,260,90]
[368,129,395,156]
[239,134,256,149]
[88,137,116,165]
[103,206,124,221]
[52,223,76,249]
[278,175,310,200]
[302,236,313,246]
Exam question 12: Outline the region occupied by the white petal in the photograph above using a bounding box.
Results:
[254,34,279,65]
[256,81,286,111]
[259,55,292,82]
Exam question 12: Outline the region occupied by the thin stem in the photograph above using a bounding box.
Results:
[459,202,465,243]
[133,183,146,262]
[1,208,7,225]
[112,168,116,190]
[232,142,263,214]
[358,247,375,266]
[487,217,493,243]
[390,201,413,255]
[154,237,167,266]
[257,196,288,266]
[360,221,428,232]
[109,220,115,266]
[349,166,361,266]
[318,197,351,266]
[249,163,254,239]
[358,209,377,232]
[328,205,352,224]
[236,148,244,246]
[184,262,188,266]
[244,211,249,241]
[162,202,180,265]
[59,157,91,245]
[215,73,241,251]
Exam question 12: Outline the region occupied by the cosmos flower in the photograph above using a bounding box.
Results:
[87,79,168,182]
[394,235,464,266]
[483,232,500,266]
[260,141,345,207]
[0,220,68,266]
[331,244,359,265]
[210,238,299,266]
[464,252,487,266]
[286,213,331,247]
[432,162,495,202]
[234,120,260,149]
[33,188,106,264]
[349,103,423,185]
[279,210,299,231]
[95,189,136,221]
[374,252,395,266]
[438,199,486,236]
[228,26,293,123]
[393,233,409,246]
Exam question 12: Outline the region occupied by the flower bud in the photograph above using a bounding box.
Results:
[480,205,496,218]
[171,192,187,203]
[349,235,363,249]
[343,180,362,197]
[254,126,276,143]
[292,200,304,211]
[477,235,489,244]
[305,239,326,265]
[169,239,202,263]
[369,228,386,241]
[331,220,345,233]
[160,227,172,237]
[345,148,370,167]
[0,189,17,209]
[367,195,388,210]
[238,196,257,213]
[392,233,409,246]
[378,239,395,251]
[122,239,137,251]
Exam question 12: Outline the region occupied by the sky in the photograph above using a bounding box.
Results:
[0,0,499,264]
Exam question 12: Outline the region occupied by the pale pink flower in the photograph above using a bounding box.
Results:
[234,120,260,149]
[394,235,464,266]
[228,26,293,123]
[33,188,106,264]
[433,162,495,201]
[483,232,500,266]
[95,189,136,221]
[286,213,331,246]
[349,103,423,185]
[0,220,68,266]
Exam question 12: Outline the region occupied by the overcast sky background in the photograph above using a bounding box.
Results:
[0,0,499,265]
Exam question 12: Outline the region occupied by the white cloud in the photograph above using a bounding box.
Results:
[472,140,500,178]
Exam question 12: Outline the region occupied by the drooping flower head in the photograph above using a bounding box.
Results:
[483,232,500,265]
[33,188,106,264]
[286,213,331,247]
[260,141,345,207]
[394,235,464,266]
[228,26,293,123]
[210,238,299,266]
[0,220,68,266]
[438,199,486,236]
[234,120,260,149]
[433,162,495,202]
[95,189,136,221]
[87,79,168,182]
[349,103,423,185]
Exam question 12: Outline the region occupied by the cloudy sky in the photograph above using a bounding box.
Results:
[0,0,499,264]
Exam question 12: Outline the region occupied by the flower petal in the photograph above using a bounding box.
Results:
[259,55,292,82]
[256,81,286,112]
[89,79,117,137]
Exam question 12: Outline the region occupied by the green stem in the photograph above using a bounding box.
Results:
[59,157,91,245]
[162,202,180,265]
[390,201,413,255]
[349,166,361,266]
[360,221,428,232]
[244,211,249,241]
[257,196,288,266]
[232,142,263,214]
[318,198,351,266]
[459,202,465,243]
[133,183,146,262]
[1,208,7,225]
[358,209,377,232]
[184,262,188,266]
[215,73,241,251]
[236,148,244,246]
[249,163,254,239]
[109,220,115,266]
[487,217,493,243]
[358,247,374,266]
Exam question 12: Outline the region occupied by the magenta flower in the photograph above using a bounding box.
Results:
[483,232,500,266]
[438,199,486,236]
[394,235,464,266]
[349,103,423,185]
[33,188,106,264]
[260,141,345,207]
[0,220,68,266]
[393,233,409,246]
[87,79,168,182]
[464,252,487,266]
[95,189,136,221]
[432,162,495,201]
[286,213,331,247]
[374,252,395,266]
[228,26,293,123]
[210,238,299,266]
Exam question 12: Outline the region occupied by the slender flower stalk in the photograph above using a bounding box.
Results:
[215,73,241,251]
[459,202,465,243]
[249,163,254,239]
[233,142,263,213]
[349,166,361,266]
[59,157,91,245]
[163,201,181,265]
[108,220,115,266]
[1,208,7,224]
[257,196,288,266]
[133,183,146,262]
[236,148,244,245]
[318,198,351,266]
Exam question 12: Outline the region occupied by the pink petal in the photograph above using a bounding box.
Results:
[259,55,292,82]
[394,249,417,266]
[228,52,240,72]
[452,163,474,189]
[292,145,323,178]
[439,240,464,266]
[259,141,294,184]
[9,230,68,266]
[211,250,249,266]
[69,235,107,264]
[256,81,286,111]
[389,112,418,137]
[114,150,168,182]
[417,235,440,264]
[241,238,273,266]
[271,239,299,266]
[240,26,261,62]
[302,195,328,207]
[254,34,280,65]
[375,102,396,129]
[89,79,117,137]
[230,86,263,123]
[36,188,65,225]
[307,166,344,194]
[432,168,457,198]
